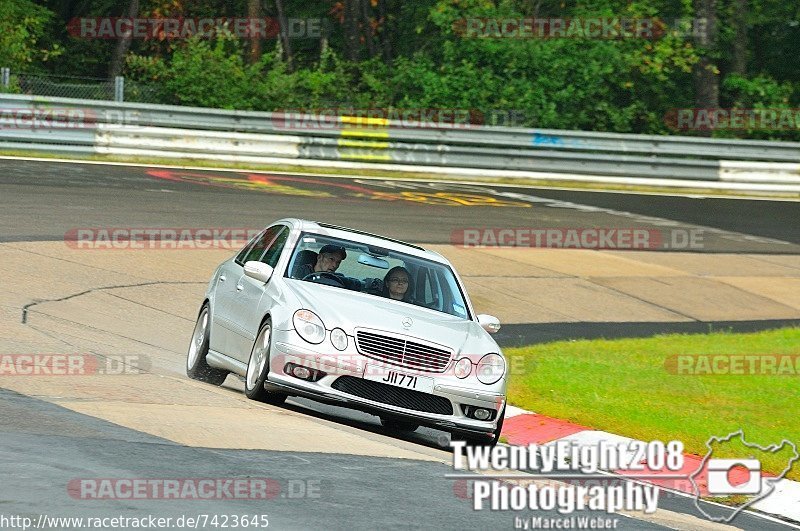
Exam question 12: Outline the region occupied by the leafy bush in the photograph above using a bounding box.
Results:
[0,0,61,69]
[393,2,699,133]
[718,74,799,140]
[126,37,389,111]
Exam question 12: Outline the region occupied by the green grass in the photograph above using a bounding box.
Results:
[505,327,800,480]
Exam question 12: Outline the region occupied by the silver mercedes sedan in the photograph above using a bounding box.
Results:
[187,218,507,445]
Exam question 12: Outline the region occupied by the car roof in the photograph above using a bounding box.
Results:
[279,218,449,264]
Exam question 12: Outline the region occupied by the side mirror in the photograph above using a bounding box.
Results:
[477,314,501,334]
[243,261,274,283]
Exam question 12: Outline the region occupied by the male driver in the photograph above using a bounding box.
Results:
[296,244,362,290]
[295,244,348,279]
[314,244,346,273]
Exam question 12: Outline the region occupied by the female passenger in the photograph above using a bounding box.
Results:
[383,266,412,302]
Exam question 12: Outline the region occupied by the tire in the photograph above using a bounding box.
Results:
[244,318,287,405]
[456,406,506,448]
[186,304,228,385]
[380,417,419,433]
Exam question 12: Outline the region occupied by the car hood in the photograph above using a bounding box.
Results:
[285,280,497,355]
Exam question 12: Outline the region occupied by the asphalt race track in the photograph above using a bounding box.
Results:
[1,159,799,249]
[1,158,799,530]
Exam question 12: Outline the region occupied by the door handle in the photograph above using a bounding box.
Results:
[219,275,226,282]
[236,284,244,291]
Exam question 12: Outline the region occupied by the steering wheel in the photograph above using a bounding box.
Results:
[302,271,346,287]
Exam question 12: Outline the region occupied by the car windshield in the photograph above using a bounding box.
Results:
[284,232,471,319]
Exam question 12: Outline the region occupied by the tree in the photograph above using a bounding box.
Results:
[376,0,391,63]
[730,0,748,74]
[248,0,262,64]
[108,0,140,78]
[360,0,376,58]
[693,0,720,116]
[343,0,361,61]
[273,0,293,66]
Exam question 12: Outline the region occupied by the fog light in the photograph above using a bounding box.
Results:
[283,362,325,382]
[292,365,312,380]
[473,408,491,421]
[461,404,496,420]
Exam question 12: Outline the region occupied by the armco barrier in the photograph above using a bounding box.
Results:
[1,93,799,192]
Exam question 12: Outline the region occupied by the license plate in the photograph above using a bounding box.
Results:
[364,365,434,393]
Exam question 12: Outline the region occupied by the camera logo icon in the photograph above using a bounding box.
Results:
[689,430,799,523]
[706,458,761,495]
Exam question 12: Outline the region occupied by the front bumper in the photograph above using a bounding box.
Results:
[268,329,506,437]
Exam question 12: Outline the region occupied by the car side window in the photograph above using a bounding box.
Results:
[236,226,281,265]
[234,232,262,264]
[260,226,289,267]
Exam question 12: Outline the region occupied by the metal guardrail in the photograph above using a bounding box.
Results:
[1,93,799,191]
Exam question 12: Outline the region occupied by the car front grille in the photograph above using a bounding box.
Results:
[331,376,453,415]
[355,330,452,372]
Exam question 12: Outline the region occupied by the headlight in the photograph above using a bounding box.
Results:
[476,353,505,385]
[293,309,325,344]
[454,357,472,379]
[330,328,348,351]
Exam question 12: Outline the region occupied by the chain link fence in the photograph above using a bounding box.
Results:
[0,68,164,104]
